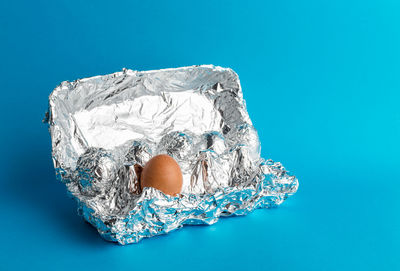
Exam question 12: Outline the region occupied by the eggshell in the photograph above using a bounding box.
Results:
[140,154,183,196]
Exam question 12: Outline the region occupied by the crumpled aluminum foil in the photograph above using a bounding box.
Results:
[44,65,299,244]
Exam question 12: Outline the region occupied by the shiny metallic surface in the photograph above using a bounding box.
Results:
[45,65,299,244]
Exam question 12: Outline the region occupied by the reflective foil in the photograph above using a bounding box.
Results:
[44,65,299,244]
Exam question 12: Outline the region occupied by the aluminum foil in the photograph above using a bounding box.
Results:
[44,65,299,244]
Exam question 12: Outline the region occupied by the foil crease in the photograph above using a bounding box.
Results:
[45,65,299,244]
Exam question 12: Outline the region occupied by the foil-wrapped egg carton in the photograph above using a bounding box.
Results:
[44,65,298,244]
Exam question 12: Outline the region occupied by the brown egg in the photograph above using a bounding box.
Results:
[140,154,183,196]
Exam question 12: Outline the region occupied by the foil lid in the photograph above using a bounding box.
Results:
[44,65,299,244]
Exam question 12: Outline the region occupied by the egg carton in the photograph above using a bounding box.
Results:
[44,65,298,244]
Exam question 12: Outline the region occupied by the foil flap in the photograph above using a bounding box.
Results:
[45,65,298,244]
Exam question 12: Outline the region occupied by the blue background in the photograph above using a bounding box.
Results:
[0,0,399,270]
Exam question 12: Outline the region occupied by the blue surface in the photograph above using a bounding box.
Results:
[0,0,399,270]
